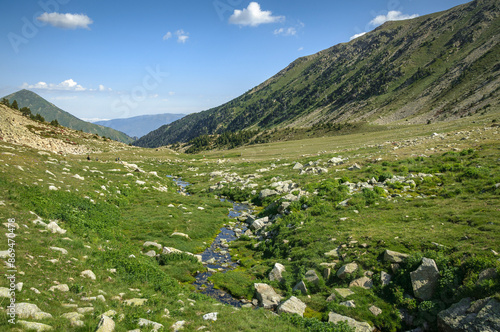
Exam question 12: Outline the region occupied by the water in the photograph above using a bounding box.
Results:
[168,176,252,307]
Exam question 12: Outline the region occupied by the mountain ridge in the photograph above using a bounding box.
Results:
[3,89,134,144]
[134,0,500,148]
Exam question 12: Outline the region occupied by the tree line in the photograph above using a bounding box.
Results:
[1,98,59,127]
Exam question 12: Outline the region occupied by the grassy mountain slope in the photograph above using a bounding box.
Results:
[134,0,500,148]
[4,89,134,143]
[94,113,186,139]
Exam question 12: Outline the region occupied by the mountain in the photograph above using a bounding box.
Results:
[134,0,500,148]
[3,89,134,143]
[93,113,186,139]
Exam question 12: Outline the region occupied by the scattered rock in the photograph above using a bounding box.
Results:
[80,269,96,280]
[171,320,186,331]
[202,312,218,321]
[138,318,164,331]
[171,232,190,239]
[260,189,278,198]
[18,320,53,331]
[293,281,308,295]
[47,221,66,234]
[381,271,392,286]
[16,303,52,320]
[337,262,358,279]
[277,296,307,317]
[324,248,339,258]
[269,263,286,282]
[49,284,69,292]
[328,312,373,332]
[384,250,409,263]
[76,307,94,314]
[410,257,439,301]
[369,305,382,317]
[340,300,356,308]
[124,298,148,306]
[477,268,498,285]
[305,270,320,285]
[61,312,84,327]
[96,315,115,332]
[349,276,373,289]
[254,283,283,309]
[49,246,68,255]
[335,288,354,298]
[0,287,11,298]
[348,163,361,171]
[437,297,500,332]
[292,162,304,170]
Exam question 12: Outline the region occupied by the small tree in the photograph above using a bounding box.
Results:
[0,98,10,107]
[11,100,19,110]
[20,106,32,117]
[50,119,59,127]
[32,113,45,122]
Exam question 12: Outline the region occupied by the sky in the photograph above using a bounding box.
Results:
[0,0,471,121]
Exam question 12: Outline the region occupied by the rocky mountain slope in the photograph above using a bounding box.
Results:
[3,90,134,144]
[134,0,500,148]
[93,113,186,139]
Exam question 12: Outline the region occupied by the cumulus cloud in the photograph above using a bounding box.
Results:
[369,11,418,26]
[163,30,189,43]
[37,12,93,30]
[229,2,284,27]
[350,32,367,41]
[22,79,109,92]
[274,27,296,36]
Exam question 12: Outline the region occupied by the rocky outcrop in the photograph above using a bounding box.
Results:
[269,263,286,282]
[328,312,374,332]
[254,283,282,309]
[410,257,439,300]
[337,262,358,279]
[437,297,500,332]
[384,250,409,263]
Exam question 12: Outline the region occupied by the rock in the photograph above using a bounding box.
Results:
[305,270,320,285]
[0,287,11,298]
[73,174,85,180]
[18,320,53,331]
[324,248,340,257]
[49,284,69,292]
[293,281,308,295]
[202,312,218,321]
[124,298,148,306]
[16,303,52,320]
[48,186,58,191]
[369,305,382,316]
[410,257,439,301]
[143,241,162,250]
[138,318,164,331]
[250,217,268,231]
[171,232,190,239]
[328,157,345,165]
[49,246,68,255]
[269,263,286,282]
[328,312,373,332]
[337,262,358,279]
[437,297,500,332]
[293,162,304,170]
[97,294,106,302]
[278,202,291,214]
[96,315,115,332]
[277,296,307,317]
[335,288,354,298]
[144,250,157,257]
[381,271,392,286]
[80,269,96,280]
[171,320,186,331]
[349,276,373,289]
[254,283,283,309]
[260,189,278,198]
[348,163,361,171]
[47,221,66,234]
[384,249,409,263]
[323,268,331,281]
[340,300,356,308]
[0,250,10,259]
[477,268,498,285]
[61,312,84,327]
[326,293,336,302]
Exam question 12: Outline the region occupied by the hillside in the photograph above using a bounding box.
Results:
[94,113,186,139]
[3,89,134,144]
[1,99,499,331]
[134,0,500,148]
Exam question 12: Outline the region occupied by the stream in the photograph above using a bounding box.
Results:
[168,176,252,307]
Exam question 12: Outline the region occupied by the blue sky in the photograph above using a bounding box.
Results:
[0,0,470,121]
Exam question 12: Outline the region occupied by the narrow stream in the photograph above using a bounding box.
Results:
[168,176,252,307]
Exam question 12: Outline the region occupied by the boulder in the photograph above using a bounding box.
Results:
[143,241,162,250]
[369,305,382,317]
[260,189,278,198]
[61,312,84,327]
[292,162,304,170]
[171,320,186,332]
[328,157,345,165]
[293,281,308,295]
[477,268,498,285]
[18,320,53,331]
[349,276,373,289]
[269,263,286,282]
[16,303,52,320]
[96,315,115,332]
[250,217,268,231]
[254,283,283,309]
[384,250,409,263]
[203,312,218,321]
[47,221,66,234]
[49,284,69,292]
[437,297,500,332]
[324,248,339,258]
[337,262,358,279]
[304,270,320,285]
[138,318,163,331]
[348,163,361,171]
[171,232,190,239]
[381,271,392,286]
[80,270,96,280]
[410,257,439,301]
[49,246,68,255]
[335,288,354,298]
[277,296,307,317]
[340,300,356,308]
[328,312,374,332]
[124,298,148,306]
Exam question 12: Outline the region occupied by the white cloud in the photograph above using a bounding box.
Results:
[22,79,109,92]
[298,46,304,51]
[163,30,189,43]
[163,31,172,40]
[229,2,284,27]
[274,27,296,36]
[350,32,367,41]
[168,91,175,96]
[37,12,93,30]
[370,11,419,26]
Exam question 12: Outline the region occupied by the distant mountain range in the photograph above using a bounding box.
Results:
[93,113,186,139]
[134,0,500,148]
[3,89,134,143]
